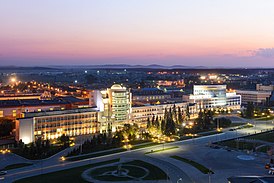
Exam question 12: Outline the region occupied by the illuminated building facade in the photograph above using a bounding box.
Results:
[132,88,171,104]
[17,84,240,144]
[236,90,272,105]
[16,108,98,144]
[131,102,196,128]
[94,84,132,133]
[185,85,241,110]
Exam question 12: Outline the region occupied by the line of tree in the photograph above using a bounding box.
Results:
[241,102,255,118]
[67,124,141,156]
[195,109,214,130]
[14,137,66,160]
[147,104,187,136]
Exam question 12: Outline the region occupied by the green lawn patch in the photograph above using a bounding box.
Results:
[1,163,33,171]
[246,131,274,143]
[127,160,167,180]
[14,159,120,183]
[131,142,159,150]
[229,123,246,127]
[170,155,214,174]
[145,146,179,154]
[67,142,161,161]
[67,149,126,161]
[255,116,274,121]
[200,131,223,136]
[217,131,274,153]
[218,140,259,151]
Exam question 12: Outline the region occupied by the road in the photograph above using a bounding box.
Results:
[2,120,274,183]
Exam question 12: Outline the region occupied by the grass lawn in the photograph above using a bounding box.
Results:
[255,115,274,121]
[217,132,274,153]
[170,155,214,174]
[67,149,126,161]
[229,123,246,127]
[128,160,167,180]
[145,146,179,154]
[90,160,168,181]
[0,163,33,171]
[131,142,159,150]
[14,159,120,183]
[67,142,160,161]
[218,140,259,151]
[246,131,274,143]
[200,131,223,136]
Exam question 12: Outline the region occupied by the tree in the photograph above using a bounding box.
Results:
[196,110,204,130]
[164,107,176,135]
[177,106,183,125]
[161,119,166,134]
[214,118,232,128]
[0,118,14,137]
[147,117,151,128]
[245,102,255,118]
[204,110,213,129]
[151,115,155,127]
[172,104,177,122]
[186,104,190,119]
[155,116,160,129]
[58,134,70,147]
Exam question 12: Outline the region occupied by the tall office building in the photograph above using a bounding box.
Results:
[94,84,132,132]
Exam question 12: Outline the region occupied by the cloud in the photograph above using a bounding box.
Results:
[247,48,274,58]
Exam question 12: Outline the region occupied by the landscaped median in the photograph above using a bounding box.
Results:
[170,155,214,174]
[66,148,126,161]
[66,142,161,161]
[216,130,274,153]
[145,146,179,154]
[65,130,227,162]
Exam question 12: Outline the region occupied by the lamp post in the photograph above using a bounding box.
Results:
[208,170,212,183]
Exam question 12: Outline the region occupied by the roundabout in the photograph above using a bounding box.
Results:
[82,160,168,182]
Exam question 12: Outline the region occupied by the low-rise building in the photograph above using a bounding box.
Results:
[256,84,274,91]
[132,88,171,104]
[16,107,98,144]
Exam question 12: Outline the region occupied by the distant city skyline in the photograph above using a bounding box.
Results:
[1,0,274,67]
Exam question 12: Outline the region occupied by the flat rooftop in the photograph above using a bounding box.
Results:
[21,107,98,118]
[0,99,69,107]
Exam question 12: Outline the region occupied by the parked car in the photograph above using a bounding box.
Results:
[0,171,7,176]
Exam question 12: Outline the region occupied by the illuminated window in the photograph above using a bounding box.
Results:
[12,110,16,117]
[0,111,3,117]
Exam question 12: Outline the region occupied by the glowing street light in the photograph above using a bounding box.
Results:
[60,156,66,161]
[10,77,16,83]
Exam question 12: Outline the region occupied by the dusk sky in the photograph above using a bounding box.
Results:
[0,0,274,67]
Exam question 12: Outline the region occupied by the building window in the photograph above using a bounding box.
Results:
[0,110,3,118]
[12,110,16,117]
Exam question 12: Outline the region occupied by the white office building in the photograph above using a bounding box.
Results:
[185,85,241,110]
